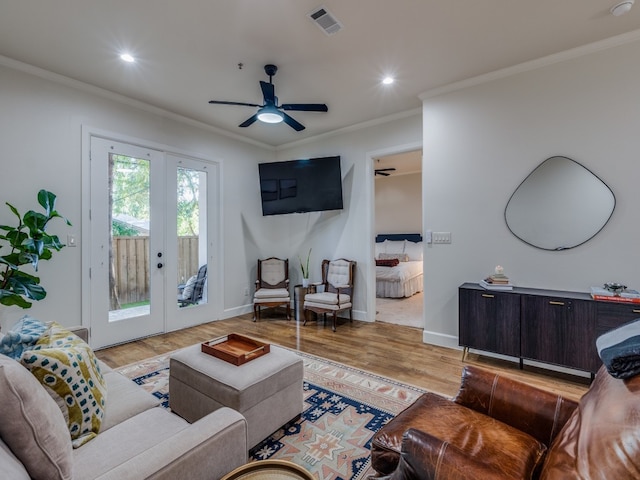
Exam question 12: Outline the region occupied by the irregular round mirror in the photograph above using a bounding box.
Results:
[505,156,615,251]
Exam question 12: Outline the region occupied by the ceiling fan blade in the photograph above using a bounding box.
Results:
[208,100,261,107]
[281,112,305,131]
[238,114,259,128]
[260,81,275,105]
[376,171,390,176]
[377,168,396,172]
[281,103,328,112]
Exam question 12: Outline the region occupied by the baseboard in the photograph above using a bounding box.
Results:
[222,304,253,319]
[422,330,460,349]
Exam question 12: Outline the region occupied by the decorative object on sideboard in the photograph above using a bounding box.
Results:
[0,190,71,317]
[603,282,627,295]
[505,156,615,251]
[480,265,514,291]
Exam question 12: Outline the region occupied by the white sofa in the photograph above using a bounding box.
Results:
[0,327,248,480]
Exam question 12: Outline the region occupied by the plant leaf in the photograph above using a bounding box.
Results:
[7,272,45,300]
[5,202,21,222]
[38,190,57,216]
[0,290,32,308]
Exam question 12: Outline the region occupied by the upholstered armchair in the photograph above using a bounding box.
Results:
[303,258,356,332]
[253,257,291,321]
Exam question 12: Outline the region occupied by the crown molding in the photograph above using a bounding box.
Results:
[420,28,640,101]
[0,55,275,151]
[276,108,422,151]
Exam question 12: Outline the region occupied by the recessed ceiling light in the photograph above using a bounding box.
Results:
[382,76,395,85]
[120,53,135,63]
[611,0,634,16]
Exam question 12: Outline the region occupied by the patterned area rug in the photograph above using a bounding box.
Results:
[116,349,425,480]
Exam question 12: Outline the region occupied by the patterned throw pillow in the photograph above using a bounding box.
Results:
[376,258,400,267]
[34,321,88,350]
[21,323,107,448]
[0,316,48,359]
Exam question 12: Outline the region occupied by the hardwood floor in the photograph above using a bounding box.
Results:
[95,309,590,401]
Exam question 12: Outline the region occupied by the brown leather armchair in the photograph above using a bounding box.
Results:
[370,365,578,479]
[371,363,640,479]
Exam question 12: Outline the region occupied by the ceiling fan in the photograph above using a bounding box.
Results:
[375,168,396,176]
[208,64,328,132]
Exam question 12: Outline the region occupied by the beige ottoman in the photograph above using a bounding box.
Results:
[169,343,304,448]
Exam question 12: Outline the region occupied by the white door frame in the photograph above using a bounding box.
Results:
[365,141,423,324]
[81,126,223,348]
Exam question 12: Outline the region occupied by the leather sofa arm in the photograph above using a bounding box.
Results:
[93,407,248,480]
[453,365,578,446]
[378,428,509,480]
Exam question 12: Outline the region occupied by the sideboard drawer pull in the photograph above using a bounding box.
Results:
[549,301,565,306]
[481,294,495,299]
[634,309,640,314]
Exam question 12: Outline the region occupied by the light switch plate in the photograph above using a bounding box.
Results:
[425,230,433,244]
[432,232,451,244]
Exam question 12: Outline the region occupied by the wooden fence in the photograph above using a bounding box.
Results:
[112,236,200,305]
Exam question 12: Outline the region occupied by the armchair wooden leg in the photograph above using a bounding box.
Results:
[286,303,291,320]
[303,309,308,326]
[253,304,258,322]
[332,312,337,332]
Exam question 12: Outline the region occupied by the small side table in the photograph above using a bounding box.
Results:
[293,284,317,322]
[221,459,314,480]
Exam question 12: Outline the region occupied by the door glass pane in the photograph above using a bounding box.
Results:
[109,154,151,321]
[177,167,207,308]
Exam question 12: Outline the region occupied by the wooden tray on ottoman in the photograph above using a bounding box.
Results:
[201,333,270,365]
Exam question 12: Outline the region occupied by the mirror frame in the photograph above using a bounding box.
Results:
[504,156,616,251]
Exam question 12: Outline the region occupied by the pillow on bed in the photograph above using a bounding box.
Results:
[376,258,400,267]
[379,253,410,262]
[383,239,406,254]
[374,242,384,259]
[405,241,423,261]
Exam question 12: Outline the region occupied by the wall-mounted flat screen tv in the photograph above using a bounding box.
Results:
[258,156,343,216]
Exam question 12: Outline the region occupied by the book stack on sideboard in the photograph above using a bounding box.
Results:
[590,286,640,304]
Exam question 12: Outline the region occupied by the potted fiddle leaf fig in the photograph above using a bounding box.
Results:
[0,190,71,309]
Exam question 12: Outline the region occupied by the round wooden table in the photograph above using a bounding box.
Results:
[221,460,314,480]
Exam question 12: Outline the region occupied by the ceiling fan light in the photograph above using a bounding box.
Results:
[257,107,283,124]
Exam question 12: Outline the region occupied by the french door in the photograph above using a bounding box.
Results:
[88,136,217,348]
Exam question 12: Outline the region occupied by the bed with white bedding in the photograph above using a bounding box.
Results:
[375,233,424,298]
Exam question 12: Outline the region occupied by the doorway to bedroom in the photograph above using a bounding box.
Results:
[373,149,423,329]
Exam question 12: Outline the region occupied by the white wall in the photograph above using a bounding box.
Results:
[375,173,422,235]
[0,63,274,329]
[272,114,422,319]
[422,39,640,347]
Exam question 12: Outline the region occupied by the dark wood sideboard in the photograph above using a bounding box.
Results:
[459,282,640,374]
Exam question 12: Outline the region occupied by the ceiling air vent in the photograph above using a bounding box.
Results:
[308,6,343,36]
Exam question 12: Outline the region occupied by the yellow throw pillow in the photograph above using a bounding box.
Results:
[21,323,107,448]
[35,321,86,349]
